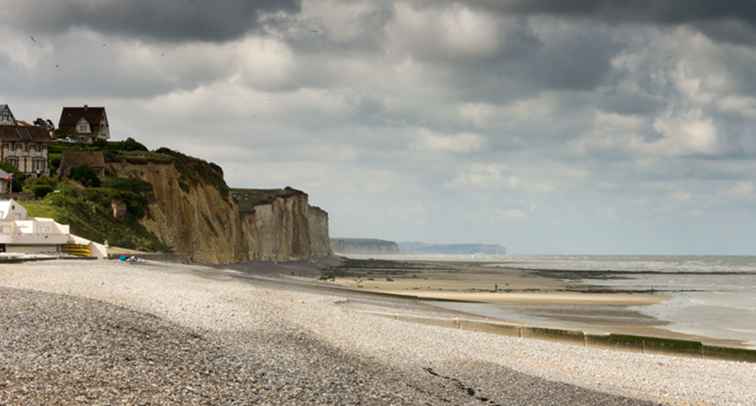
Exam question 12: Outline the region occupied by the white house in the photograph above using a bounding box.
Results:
[0,199,107,258]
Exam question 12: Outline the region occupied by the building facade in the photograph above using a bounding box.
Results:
[0,199,70,254]
[0,105,52,176]
[0,199,108,257]
[58,105,110,143]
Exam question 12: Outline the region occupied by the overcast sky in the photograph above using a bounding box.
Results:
[3,1,756,254]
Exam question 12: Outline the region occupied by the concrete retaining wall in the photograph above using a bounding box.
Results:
[368,312,756,363]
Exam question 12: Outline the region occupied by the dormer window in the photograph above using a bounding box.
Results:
[0,105,16,126]
[76,118,91,134]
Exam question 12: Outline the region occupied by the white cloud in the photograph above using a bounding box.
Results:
[496,208,528,221]
[670,191,692,202]
[236,37,296,91]
[386,2,501,61]
[572,110,645,155]
[458,95,556,128]
[447,163,508,189]
[724,181,755,199]
[415,128,483,153]
[575,110,721,157]
[651,113,719,156]
[717,95,756,118]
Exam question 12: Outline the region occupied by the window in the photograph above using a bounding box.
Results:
[32,158,46,172]
[77,118,91,134]
[6,158,18,169]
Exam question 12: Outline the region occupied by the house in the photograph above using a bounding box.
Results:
[0,105,52,176]
[58,105,110,143]
[0,199,108,257]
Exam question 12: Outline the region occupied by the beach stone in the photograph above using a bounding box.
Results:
[0,260,753,405]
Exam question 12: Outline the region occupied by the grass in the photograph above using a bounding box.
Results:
[155,148,229,198]
[33,138,228,253]
[19,184,168,252]
[20,199,62,219]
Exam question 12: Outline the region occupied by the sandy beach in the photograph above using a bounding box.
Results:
[0,259,754,405]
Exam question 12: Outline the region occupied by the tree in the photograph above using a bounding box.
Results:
[32,185,54,199]
[122,137,148,151]
[0,162,25,193]
[70,165,101,187]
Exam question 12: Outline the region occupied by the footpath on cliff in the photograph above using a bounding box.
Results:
[1,259,754,405]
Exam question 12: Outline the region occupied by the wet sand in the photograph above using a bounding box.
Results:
[324,257,747,346]
[328,257,664,304]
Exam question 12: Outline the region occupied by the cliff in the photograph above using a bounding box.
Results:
[231,188,332,261]
[398,242,506,255]
[108,158,246,264]
[331,238,400,255]
[103,149,330,264]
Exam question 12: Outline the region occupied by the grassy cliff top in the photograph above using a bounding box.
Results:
[49,140,230,198]
[154,148,229,198]
[230,187,306,214]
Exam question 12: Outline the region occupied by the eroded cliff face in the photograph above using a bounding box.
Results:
[308,206,331,257]
[108,159,331,264]
[109,161,247,264]
[233,188,332,261]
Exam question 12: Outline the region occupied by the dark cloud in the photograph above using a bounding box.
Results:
[2,0,301,42]
[468,1,756,25]
[456,0,756,45]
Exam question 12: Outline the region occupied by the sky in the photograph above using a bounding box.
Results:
[2,1,756,255]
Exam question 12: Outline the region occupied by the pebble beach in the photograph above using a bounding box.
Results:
[0,259,754,405]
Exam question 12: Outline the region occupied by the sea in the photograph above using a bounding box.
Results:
[491,255,756,347]
[349,254,756,348]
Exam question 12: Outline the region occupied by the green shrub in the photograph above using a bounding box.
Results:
[102,177,153,194]
[42,186,167,252]
[49,155,62,174]
[0,162,17,173]
[32,185,54,199]
[70,165,101,187]
[0,163,27,193]
[119,137,148,152]
[24,176,58,197]
[155,147,229,198]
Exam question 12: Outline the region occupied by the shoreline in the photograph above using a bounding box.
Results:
[323,256,756,349]
[358,289,665,305]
